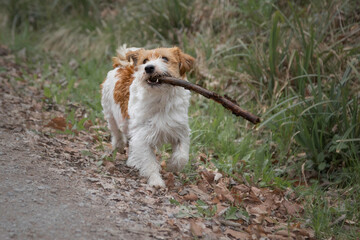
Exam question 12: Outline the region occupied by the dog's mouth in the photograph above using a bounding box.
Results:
[146,73,171,86]
[146,75,161,86]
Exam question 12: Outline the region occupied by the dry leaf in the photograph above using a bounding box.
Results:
[215,203,228,215]
[197,181,210,193]
[214,172,222,182]
[275,230,295,238]
[188,185,211,202]
[165,172,175,188]
[247,205,268,215]
[201,170,215,184]
[190,220,204,237]
[283,200,303,215]
[183,193,198,201]
[83,119,93,130]
[198,152,209,163]
[212,225,221,234]
[104,161,116,174]
[251,186,261,196]
[45,116,68,131]
[224,228,250,239]
[293,228,314,238]
[161,160,166,169]
[214,180,234,203]
[97,181,115,190]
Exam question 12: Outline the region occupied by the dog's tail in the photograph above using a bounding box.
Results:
[112,44,141,68]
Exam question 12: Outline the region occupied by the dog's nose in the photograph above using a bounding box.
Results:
[145,65,155,74]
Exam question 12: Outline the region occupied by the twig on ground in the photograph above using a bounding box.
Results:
[159,77,261,124]
[301,162,308,187]
[218,218,243,228]
[330,214,346,227]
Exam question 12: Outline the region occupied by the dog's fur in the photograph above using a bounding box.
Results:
[101,46,195,187]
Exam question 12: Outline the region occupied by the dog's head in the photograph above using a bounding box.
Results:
[126,47,195,87]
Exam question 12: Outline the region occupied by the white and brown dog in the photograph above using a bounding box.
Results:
[101,46,195,187]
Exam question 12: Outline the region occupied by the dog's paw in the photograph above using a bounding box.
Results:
[148,174,166,188]
[111,137,126,153]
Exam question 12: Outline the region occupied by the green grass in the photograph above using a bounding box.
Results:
[1,0,359,238]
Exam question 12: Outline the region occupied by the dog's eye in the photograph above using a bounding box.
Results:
[162,56,169,62]
[143,59,148,64]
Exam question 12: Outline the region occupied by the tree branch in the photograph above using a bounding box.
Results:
[159,77,260,124]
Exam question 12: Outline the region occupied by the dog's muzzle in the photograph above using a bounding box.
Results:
[146,75,161,86]
[144,67,171,86]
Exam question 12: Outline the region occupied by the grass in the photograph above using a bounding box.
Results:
[1,0,359,238]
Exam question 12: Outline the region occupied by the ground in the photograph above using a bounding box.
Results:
[0,129,162,240]
[0,46,314,239]
[0,51,184,239]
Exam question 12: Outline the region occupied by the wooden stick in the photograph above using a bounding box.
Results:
[158,77,261,124]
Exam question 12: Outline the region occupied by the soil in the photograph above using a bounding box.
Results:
[0,129,159,240]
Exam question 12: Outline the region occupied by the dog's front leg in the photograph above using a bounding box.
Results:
[168,136,190,172]
[127,135,165,188]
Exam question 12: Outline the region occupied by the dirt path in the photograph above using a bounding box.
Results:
[0,129,159,240]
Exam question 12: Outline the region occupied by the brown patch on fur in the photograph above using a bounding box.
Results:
[112,57,121,68]
[126,50,142,66]
[113,65,135,119]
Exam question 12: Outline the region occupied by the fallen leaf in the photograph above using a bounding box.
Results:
[215,203,228,215]
[188,185,211,202]
[214,172,222,182]
[87,177,100,182]
[201,170,215,184]
[211,196,220,204]
[212,225,221,234]
[248,205,268,215]
[166,219,180,231]
[275,230,295,238]
[161,160,166,170]
[224,228,250,239]
[165,172,175,188]
[45,116,68,131]
[83,119,93,130]
[104,161,116,174]
[214,180,234,203]
[264,216,277,224]
[197,181,210,193]
[266,234,288,240]
[345,219,356,225]
[198,152,209,163]
[97,181,115,190]
[183,193,198,201]
[251,186,261,196]
[190,220,204,237]
[293,228,314,238]
[283,200,303,215]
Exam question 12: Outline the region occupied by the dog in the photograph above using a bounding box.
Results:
[101,46,195,187]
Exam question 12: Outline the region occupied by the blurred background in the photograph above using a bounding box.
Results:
[0,1,359,238]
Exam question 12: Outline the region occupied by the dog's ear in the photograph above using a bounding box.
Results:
[173,47,195,76]
[112,57,121,68]
[126,50,141,66]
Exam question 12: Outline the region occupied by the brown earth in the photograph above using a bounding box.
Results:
[0,46,314,240]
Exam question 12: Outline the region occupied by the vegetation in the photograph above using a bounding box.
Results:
[1,0,359,238]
